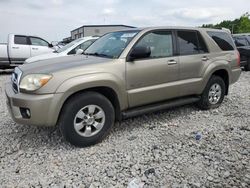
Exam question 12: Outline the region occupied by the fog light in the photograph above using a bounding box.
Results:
[20,107,31,119]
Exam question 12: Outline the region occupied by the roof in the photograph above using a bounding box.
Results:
[71,24,135,32]
[112,26,228,33]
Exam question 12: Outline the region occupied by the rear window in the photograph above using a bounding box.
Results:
[207,31,235,51]
[14,36,28,45]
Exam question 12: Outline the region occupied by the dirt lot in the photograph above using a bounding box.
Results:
[0,71,249,188]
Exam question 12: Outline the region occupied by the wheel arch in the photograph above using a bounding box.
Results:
[201,61,231,95]
[57,86,123,126]
[211,69,229,95]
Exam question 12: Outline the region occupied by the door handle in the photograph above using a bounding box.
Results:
[32,48,38,50]
[12,47,19,49]
[168,60,177,65]
[202,56,209,61]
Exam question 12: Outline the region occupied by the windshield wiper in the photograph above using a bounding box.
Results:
[84,52,112,58]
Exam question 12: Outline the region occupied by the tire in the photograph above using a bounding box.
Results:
[244,58,250,71]
[197,76,226,110]
[59,92,115,147]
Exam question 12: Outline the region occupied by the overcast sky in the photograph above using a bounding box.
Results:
[0,0,249,43]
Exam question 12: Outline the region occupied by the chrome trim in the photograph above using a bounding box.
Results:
[11,67,22,93]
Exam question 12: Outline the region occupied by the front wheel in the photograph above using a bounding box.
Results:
[59,92,115,147]
[197,76,226,110]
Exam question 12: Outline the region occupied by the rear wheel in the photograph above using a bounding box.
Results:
[197,76,226,110]
[59,92,115,147]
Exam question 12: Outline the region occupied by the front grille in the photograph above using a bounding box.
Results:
[11,67,22,93]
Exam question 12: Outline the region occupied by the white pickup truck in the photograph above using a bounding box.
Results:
[0,34,56,69]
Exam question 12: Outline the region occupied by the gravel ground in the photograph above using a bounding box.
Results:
[0,70,249,188]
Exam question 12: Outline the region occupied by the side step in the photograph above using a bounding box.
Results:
[122,96,200,119]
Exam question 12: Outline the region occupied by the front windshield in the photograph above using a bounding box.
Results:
[57,38,83,53]
[84,30,139,58]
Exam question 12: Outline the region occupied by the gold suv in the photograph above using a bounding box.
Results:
[5,27,241,147]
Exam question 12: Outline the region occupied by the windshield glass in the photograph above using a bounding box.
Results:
[84,30,139,58]
[57,38,83,53]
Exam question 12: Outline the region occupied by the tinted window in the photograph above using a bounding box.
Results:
[135,31,173,58]
[197,32,208,53]
[207,31,235,51]
[30,37,49,47]
[14,36,28,45]
[177,31,199,55]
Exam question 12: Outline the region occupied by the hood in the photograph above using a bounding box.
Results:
[19,55,110,75]
[25,52,59,63]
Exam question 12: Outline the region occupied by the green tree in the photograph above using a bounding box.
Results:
[201,13,250,34]
[238,13,250,33]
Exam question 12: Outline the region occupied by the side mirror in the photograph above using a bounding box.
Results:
[76,49,84,55]
[128,46,151,61]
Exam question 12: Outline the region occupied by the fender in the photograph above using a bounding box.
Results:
[199,60,231,94]
[55,72,128,111]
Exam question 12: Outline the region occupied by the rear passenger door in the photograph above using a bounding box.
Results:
[29,37,53,57]
[177,30,209,96]
[126,30,179,107]
[9,35,31,63]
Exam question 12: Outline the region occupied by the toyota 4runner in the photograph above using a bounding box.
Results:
[5,27,241,147]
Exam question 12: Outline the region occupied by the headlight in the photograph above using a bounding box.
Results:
[20,74,52,91]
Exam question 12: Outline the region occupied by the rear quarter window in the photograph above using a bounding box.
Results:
[207,31,235,51]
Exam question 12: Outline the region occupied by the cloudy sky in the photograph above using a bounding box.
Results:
[0,0,249,42]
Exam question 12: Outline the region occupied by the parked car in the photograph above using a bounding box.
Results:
[0,34,57,69]
[233,33,250,71]
[5,27,241,147]
[24,36,99,64]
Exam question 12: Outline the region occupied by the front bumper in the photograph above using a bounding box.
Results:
[5,82,62,127]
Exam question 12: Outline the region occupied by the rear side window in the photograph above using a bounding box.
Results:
[14,36,28,45]
[177,31,199,55]
[207,31,235,51]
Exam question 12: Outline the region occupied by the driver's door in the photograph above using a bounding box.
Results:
[29,37,53,57]
[126,30,180,108]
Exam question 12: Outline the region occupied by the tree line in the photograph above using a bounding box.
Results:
[202,13,250,34]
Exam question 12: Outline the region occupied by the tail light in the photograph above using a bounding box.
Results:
[236,51,241,67]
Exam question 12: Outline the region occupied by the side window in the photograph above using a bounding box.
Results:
[14,36,28,45]
[197,32,209,53]
[177,31,199,55]
[135,31,173,58]
[68,40,96,55]
[80,40,95,51]
[30,37,49,47]
[68,45,79,55]
[207,31,235,51]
